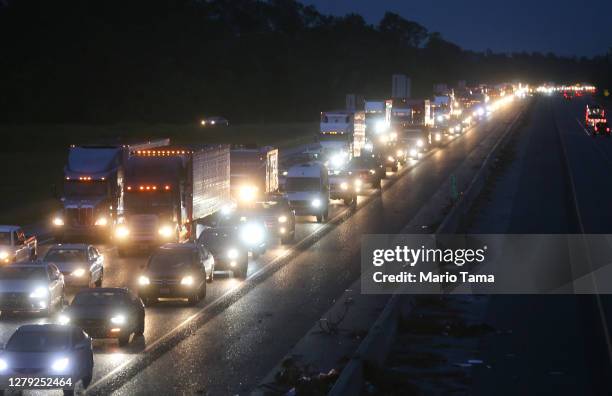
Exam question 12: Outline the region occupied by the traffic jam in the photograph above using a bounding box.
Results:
[0,77,523,394]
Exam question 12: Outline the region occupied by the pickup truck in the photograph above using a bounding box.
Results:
[0,225,37,264]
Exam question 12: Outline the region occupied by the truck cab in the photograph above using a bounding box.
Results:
[319,111,365,172]
[284,163,330,223]
[230,145,279,205]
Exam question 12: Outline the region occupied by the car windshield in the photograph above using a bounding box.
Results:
[285,177,320,192]
[6,330,70,352]
[73,291,128,306]
[349,158,376,169]
[148,250,193,273]
[44,249,86,263]
[0,266,47,280]
[0,232,10,245]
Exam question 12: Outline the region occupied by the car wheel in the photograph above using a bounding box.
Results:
[135,313,145,336]
[82,369,93,388]
[95,271,103,287]
[118,333,131,347]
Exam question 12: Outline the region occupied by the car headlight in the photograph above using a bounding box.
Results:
[240,223,265,246]
[364,142,373,151]
[369,169,376,175]
[409,149,418,157]
[110,314,126,325]
[340,182,348,190]
[387,156,395,162]
[282,171,288,176]
[435,133,442,141]
[158,225,174,238]
[278,215,287,223]
[51,357,69,373]
[53,217,64,227]
[375,120,388,133]
[239,185,258,202]
[29,287,48,299]
[58,314,71,325]
[354,179,363,187]
[390,132,398,140]
[138,275,150,286]
[0,251,8,260]
[95,217,108,226]
[115,226,129,238]
[71,268,86,277]
[180,275,194,286]
[0,358,7,372]
[417,139,424,147]
[227,248,239,260]
[330,154,345,168]
[396,149,404,157]
[311,198,321,208]
[455,125,461,132]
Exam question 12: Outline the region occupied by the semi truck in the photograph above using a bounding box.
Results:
[318,110,366,172]
[230,145,279,204]
[114,145,230,255]
[391,99,433,159]
[52,139,169,242]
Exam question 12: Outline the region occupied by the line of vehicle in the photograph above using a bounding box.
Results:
[86,120,486,394]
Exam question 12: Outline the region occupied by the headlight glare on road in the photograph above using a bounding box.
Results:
[158,225,174,238]
[71,268,86,277]
[94,217,108,226]
[138,275,150,286]
[0,358,7,372]
[227,248,239,260]
[311,199,321,208]
[278,215,287,223]
[180,275,194,286]
[29,286,48,299]
[340,182,348,190]
[58,314,71,325]
[51,357,69,373]
[115,226,129,238]
[53,217,64,227]
[110,314,126,325]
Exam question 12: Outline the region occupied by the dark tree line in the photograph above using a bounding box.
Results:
[0,0,610,124]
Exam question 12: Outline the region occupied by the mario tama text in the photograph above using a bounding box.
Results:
[361,234,612,294]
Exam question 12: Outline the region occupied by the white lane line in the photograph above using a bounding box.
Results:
[576,118,591,136]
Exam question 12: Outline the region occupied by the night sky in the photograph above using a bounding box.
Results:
[302,0,612,57]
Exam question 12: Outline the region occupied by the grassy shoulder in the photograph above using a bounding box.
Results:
[0,122,317,225]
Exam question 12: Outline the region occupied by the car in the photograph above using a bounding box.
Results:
[59,288,145,347]
[137,243,212,306]
[43,244,104,288]
[200,116,229,127]
[0,225,37,264]
[0,324,93,395]
[241,194,296,244]
[328,170,359,207]
[0,262,65,316]
[284,162,330,223]
[592,121,610,136]
[347,155,385,189]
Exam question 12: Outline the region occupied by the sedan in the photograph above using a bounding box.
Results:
[59,288,145,347]
[43,244,104,288]
[0,324,93,395]
[137,243,212,306]
[0,263,65,316]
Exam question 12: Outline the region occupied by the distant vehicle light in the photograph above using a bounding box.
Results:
[158,225,174,238]
[354,179,363,188]
[29,286,48,299]
[390,131,398,140]
[311,199,322,208]
[364,142,374,151]
[387,156,395,162]
[369,169,376,175]
[278,215,288,223]
[227,248,239,260]
[396,149,404,157]
[417,139,424,148]
[94,217,108,226]
[340,182,349,191]
[53,217,64,227]
[409,149,418,157]
[115,226,129,238]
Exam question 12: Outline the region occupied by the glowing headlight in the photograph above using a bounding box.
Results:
[354,179,363,187]
[158,225,174,238]
[375,120,388,133]
[435,133,442,141]
[239,185,258,202]
[29,287,48,299]
[0,251,8,260]
[110,314,126,325]
[138,275,150,286]
[311,199,322,208]
[0,358,7,371]
[58,314,71,325]
[51,357,69,372]
[448,127,454,133]
[282,171,288,176]
[278,215,288,223]
[95,217,108,226]
[437,115,444,122]
[396,149,404,157]
[364,142,373,151]
[53,217,64,226]
[340,182,349,191]
[409,149,418,157]
[240,222,265,245]
[369,169,376,175]
[71,268,86,277]
[330,154,345,168]
[455,126,461,132]
[387,156,395,162]
[180,275,194,286]
[115,226,129,238]
[227,248,239,260]
[417,139,424,148]
[390,132,398,140]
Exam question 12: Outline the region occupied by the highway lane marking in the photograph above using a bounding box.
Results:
[576,118,591,136]
[82,113,508,393]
